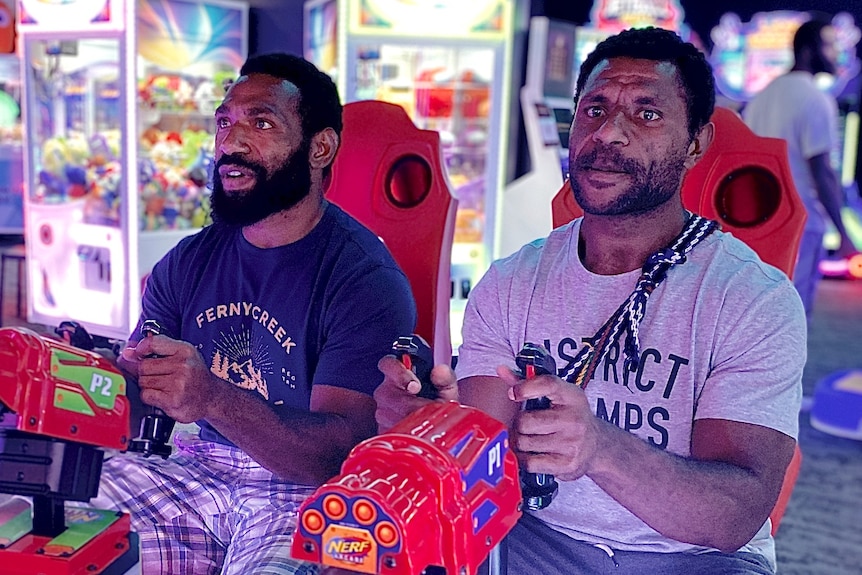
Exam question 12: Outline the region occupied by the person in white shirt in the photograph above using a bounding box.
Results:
[744,14,856,317]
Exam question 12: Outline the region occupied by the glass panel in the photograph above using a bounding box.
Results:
[0,54,24,234]
[27,39,122,227]
[136,0,245,233]
[136,60,233,232]
[24,37,129,332]
[353,44,494,247]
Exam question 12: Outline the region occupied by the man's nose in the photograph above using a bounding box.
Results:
[592,113,629,146]
[218,125,251,156]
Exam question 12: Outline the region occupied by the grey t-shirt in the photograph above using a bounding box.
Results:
[456,218,806,569]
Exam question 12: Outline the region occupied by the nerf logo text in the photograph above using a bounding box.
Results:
[327,538,372,563]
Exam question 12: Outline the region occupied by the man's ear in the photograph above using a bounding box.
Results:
[685,121,714,169]
[309,127,340,171]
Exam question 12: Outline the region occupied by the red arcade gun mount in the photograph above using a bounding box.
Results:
[290,337,573,574]
[291,400,522,575]
[0,327,138,575]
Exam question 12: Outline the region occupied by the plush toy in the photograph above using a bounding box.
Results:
[88,133,116,164]
[64,165,88,198]
[42,137,71,176]
[141,126,161,148]
[187,165,208,188]
[64,134,90,167]
[37,170,65,198]
[149,140,183,168]
[180,129,211,168]
[162,191,180,228]
[139,158,157,185]
[194,80,217,114]
[189,144,215,183]
[190,193,211,228]
[143,74,195,110]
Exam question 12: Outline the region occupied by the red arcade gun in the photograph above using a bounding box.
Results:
[291,400,522,575]
[0,327,137,574]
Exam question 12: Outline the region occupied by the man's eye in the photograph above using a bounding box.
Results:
[639,110,661,121]
[216,117,230,129]
[256,119,273,129]
[585,107,604,118]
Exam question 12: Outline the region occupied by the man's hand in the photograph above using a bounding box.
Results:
[500,365,601,481]
[120,335,218,424]
[374,355,458,432]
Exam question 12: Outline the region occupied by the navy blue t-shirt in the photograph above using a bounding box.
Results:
[134,203,417,445]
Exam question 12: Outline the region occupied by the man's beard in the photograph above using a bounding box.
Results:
[210,142,312,227]
[570,143,687,216]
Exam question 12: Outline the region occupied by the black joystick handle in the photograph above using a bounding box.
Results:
[391,334,436,400]
[55,320,95,350]
[515,342,559,511]
[127,320,176,459]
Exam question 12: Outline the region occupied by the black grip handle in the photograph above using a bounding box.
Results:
[392,334,436,400]
[140,319,164,345]
[127,319,175,459]
[515,342,559,511]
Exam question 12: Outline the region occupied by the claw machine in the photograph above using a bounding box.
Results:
[0,0,24,235]
[18,0,247,339]
[304,0,517,348]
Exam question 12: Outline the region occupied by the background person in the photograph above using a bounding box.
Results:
[744,14,857,316]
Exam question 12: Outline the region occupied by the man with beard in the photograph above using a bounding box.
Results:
[91,53,416,574]
[744,14,856,317]
[376,28,805,574]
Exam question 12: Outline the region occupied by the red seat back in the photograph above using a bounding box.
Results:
[326,101,458,364]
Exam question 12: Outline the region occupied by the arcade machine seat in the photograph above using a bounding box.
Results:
[551,106,806,535]
[325,100,458,366]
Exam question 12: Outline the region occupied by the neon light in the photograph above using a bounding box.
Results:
[819,258,848,276]
[843,112,860,187]
[848,254,862,279]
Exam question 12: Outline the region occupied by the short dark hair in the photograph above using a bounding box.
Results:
[574,27,715,139]
[240,53,343,142]
[793,14,832,61]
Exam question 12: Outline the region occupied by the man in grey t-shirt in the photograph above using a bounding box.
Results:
[376,28,804,575]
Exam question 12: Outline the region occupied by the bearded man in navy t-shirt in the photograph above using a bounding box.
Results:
[92,53,416,575]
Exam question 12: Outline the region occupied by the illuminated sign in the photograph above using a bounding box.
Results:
[350,0,510,38]
[589,0,684,33]
[18,0,126,32]
[575,0,696,84]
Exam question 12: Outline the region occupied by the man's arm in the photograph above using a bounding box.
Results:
[809,152,856,257]
[587,416,793,551]
[207,381,375,486]
[121,337,374,485]
[502,370,795,552]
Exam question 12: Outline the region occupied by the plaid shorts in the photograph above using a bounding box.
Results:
[92,432,320,575]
